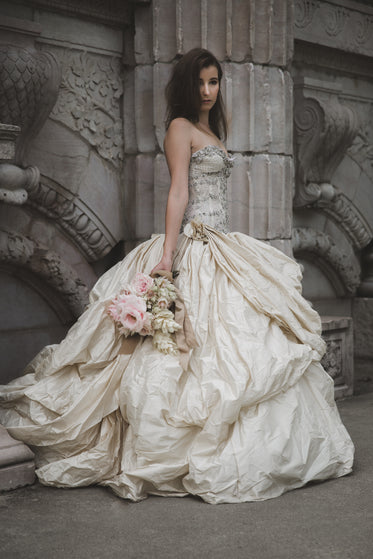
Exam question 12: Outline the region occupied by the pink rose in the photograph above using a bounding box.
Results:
[131,272,154,296]
[108,293,148,334]
[139,313,154,336]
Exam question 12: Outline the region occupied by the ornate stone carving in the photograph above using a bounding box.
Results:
[294,0,320,29]
[323,5,349,37]
[321,338,342,379]
[294,88,358,207]
[25,176,116,262]
[292,227,360,295]
[0,229,88,317]
[321,316,353,398]
[49,48,123,168]
[294,0,373,58]
[0,163,40,205]
[0,45,61,165]
[0,124,20,162]
[315,190,372,251]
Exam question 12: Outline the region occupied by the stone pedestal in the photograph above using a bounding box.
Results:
[321,316,354,399]
[0,425,35,491]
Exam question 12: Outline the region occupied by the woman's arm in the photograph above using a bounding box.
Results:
[151,119,191,274]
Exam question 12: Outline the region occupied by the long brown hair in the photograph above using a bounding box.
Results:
[165,48,227,140]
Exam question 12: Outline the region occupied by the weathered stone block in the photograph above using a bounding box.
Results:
[123,68,137,154]
[228,153,251,235]
[177,0,202,54]
[37,11,123,54]
[272,0,293,66]
[153,63,173,150]
[321,316,354,399]
[135,65,156,153]
[153,0,177,62]
[230,0,253,61]
[224,64,292,154]
[154,154,170,234]
[223,63,254,152]
[135,3,153,64]
[135,155,154,239]
[252,0,273,64]
[123,156,137,240]
[246,154,293,239]
[253,66,293,154]
[353,298,373,360]
[203,0,227,60]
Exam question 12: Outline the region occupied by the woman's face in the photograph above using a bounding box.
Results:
[199,65,219,114]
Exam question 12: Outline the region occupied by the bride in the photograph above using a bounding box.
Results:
[0,48,354,504]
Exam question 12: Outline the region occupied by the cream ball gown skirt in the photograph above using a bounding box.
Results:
[0,146,354,504]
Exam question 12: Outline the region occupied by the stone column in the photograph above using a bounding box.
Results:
[127,0,294,255]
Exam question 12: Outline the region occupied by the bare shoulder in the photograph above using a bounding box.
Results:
[164,118,193,155]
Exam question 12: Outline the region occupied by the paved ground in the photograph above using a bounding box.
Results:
[0,392,372,559]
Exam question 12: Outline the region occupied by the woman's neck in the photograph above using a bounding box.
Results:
[198,112,210,128]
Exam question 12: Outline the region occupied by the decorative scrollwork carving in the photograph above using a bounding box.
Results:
[292,227,360,295]
[294,0,320,29]
[355,13,373,45]
[0,229,88,316]
[25,176,116,262]
[49,48,123,168]
[0,45,61,165]
[294,89,358,207]
[323,6,349,37]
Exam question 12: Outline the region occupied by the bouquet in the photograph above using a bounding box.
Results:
[107,272,181,356]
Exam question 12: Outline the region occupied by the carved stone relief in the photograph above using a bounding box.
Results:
[321,316,354,398]
[321,338,342,379]
[0,229,89,317]
[0,44,61,164]
[26,176,116,261]
[47,47,123,168]
[294,0,373,58]
[292,226,361,295]
[293,84,358,207]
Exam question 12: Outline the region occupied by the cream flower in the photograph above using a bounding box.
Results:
[152,309,181,334]
[153,331,179,356]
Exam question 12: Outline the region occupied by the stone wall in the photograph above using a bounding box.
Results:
[292,0,373,390]
[0,2,132,381]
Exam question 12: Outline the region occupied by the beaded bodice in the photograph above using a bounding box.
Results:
[181,145,234,234]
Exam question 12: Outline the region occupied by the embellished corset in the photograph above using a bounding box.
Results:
[181,145,234,234]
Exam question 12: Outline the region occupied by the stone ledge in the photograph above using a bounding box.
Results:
[0,425,35,491]
[321,315,354,399]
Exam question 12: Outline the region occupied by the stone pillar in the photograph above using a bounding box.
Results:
[0,123,35,490]
[127,0,294,255]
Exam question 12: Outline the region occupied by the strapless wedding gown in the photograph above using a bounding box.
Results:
[0,146,354,504]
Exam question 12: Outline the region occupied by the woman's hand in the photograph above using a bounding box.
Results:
[150,255,173,276]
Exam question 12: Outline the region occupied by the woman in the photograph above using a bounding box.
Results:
[0,48,354,504]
